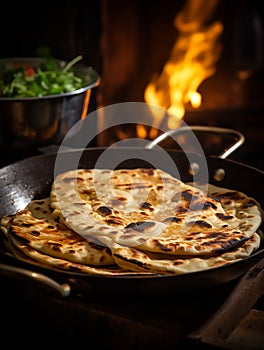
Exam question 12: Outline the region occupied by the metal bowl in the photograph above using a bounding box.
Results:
[0,57,100,148]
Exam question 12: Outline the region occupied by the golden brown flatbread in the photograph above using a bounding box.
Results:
[0,168,262,277]
[0,198,114,266]
[50,168,262,255]
[7,234,151,276]
[111,232,261,274]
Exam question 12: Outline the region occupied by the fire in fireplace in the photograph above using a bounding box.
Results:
[98,0,264,169]
[144,0,223,128]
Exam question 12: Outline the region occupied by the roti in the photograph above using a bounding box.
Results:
[50,168,262,255]
[7,234,151,276]
[111,232,261,274]
[0,167,262,277]
[0,198,115,266]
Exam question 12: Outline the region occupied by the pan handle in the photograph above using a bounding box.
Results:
[146,125,245,159]
[0,263,71,297]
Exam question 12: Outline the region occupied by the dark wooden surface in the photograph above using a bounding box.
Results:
[0,266,239,350]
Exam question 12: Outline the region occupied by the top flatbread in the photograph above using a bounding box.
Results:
[49,168,262,255]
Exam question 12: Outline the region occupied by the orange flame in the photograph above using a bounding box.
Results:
[144,0,223,130]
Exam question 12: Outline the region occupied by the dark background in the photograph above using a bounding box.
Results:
[1,0,264,169]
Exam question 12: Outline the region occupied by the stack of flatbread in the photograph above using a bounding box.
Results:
[0,168,263,276]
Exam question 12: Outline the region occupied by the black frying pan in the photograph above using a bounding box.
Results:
[0,145,263,297]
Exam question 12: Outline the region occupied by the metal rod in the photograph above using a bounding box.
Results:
[0,263,71,297]
[146,125,245,159]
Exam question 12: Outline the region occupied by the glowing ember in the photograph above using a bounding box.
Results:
[144,0,223,130]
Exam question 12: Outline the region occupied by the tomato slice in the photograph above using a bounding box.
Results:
[24,65,35,77]
[13,63,35,77]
